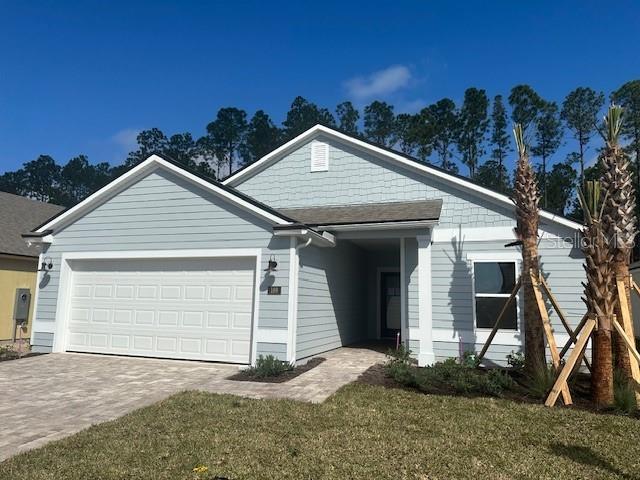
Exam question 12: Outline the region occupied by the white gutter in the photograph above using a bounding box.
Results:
[316,220,438,232]
[273,228,336,247]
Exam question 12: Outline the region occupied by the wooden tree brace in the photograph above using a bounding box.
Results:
[540,276,592,372]
[476,277,522,362]
[613,320,640,366]
[615,277,640,402]
[632,279,640,298]
[545,316,596,407]
[531,271,573,405]
[559,313,588,358]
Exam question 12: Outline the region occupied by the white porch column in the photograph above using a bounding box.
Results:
[399,237,408,346]
[417,232,435,366]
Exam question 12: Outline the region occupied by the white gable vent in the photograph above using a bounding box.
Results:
[310,141,329,172]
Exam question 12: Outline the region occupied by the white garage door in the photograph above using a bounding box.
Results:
[66,257,255,363]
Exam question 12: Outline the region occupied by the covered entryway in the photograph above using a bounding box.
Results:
[63,256,256,363]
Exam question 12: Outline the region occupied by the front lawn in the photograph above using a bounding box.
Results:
[1,382,638,480]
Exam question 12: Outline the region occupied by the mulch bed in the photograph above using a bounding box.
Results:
[227,357,325,383]
[356,362,636,416]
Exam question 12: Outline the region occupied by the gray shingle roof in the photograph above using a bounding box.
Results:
[278,199,442,226]
[0,192,65,257]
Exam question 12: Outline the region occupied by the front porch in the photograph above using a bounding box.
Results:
[307,231,436,366]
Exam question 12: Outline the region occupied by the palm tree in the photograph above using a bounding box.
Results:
[579,181,615,406]
[600,105,638,385]
[513,124,546,375]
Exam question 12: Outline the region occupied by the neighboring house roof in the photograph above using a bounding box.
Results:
[279,200,442,227]
[0,192,64,258]
[31,155,299,235]
[222,124,582,231]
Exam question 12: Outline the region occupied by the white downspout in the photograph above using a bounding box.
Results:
[289,237,312,364]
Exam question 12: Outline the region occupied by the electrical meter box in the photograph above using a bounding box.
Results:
[13,288,31,323]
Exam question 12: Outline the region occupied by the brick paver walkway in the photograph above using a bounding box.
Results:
[0,346,384,461]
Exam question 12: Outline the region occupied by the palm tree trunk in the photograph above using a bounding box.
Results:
[592,314,614,407]
[523,237,546,376]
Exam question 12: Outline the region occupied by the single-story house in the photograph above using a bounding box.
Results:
[0,192,64,342]
[24,125,586,366]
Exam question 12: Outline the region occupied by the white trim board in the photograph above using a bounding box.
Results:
[417,233,435,366]
[223,125,581,231]
[431,226,574,243]
[51,248,265,365]
[35,155,292,234]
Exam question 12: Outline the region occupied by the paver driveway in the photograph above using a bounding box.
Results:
[0,347,384,461]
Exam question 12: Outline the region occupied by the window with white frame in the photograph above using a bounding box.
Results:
[472,260,518,330]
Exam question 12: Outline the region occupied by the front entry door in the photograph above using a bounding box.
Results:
[380,271,401,339]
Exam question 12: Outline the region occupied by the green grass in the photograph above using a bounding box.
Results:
[1,383,639,479]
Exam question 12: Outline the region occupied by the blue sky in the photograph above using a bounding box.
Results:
[1,0,639,173]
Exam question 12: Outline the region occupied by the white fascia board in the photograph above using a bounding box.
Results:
[224,124,582,232]
[36,155,291,234]
[223,128,321,186]
[319,220,438,232]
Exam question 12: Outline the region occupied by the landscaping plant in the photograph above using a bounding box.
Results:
[579,180,616,407]
[512,123,546,376]
[243,355,294,379]
[600,104,638,393]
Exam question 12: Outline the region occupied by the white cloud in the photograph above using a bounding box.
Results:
[344,65,412,100]
[111,128,140,152]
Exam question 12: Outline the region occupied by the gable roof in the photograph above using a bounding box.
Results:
[223,124,582,231]
[32,155,296,235]
[279,200,442,227]
[0,192,64,257]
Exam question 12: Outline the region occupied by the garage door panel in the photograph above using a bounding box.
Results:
[66,257,255,363]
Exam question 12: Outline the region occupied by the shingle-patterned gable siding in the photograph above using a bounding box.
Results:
[235,134,515,228]
[31,168,290,353]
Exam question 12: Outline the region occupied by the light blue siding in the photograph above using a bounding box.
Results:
[296,241,367,360]
[234,134,515,228]
[32,167,290,350]
[434,341,516,367]
[233,134,585,366]
[431,233,585,365]
[256,342,287,361]
[31,332,53,353]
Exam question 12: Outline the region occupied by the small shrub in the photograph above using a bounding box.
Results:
[527,364,557,399]
[614,370,637,414]
[386,344,413,364]
[0,344,18,360]
[485,370,516,396]
[461,350,480,368]
[385,345,418,387]
[506,351,525,370]
[244,355,293,378]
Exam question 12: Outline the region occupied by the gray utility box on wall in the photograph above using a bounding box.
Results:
[14,288,31,324]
